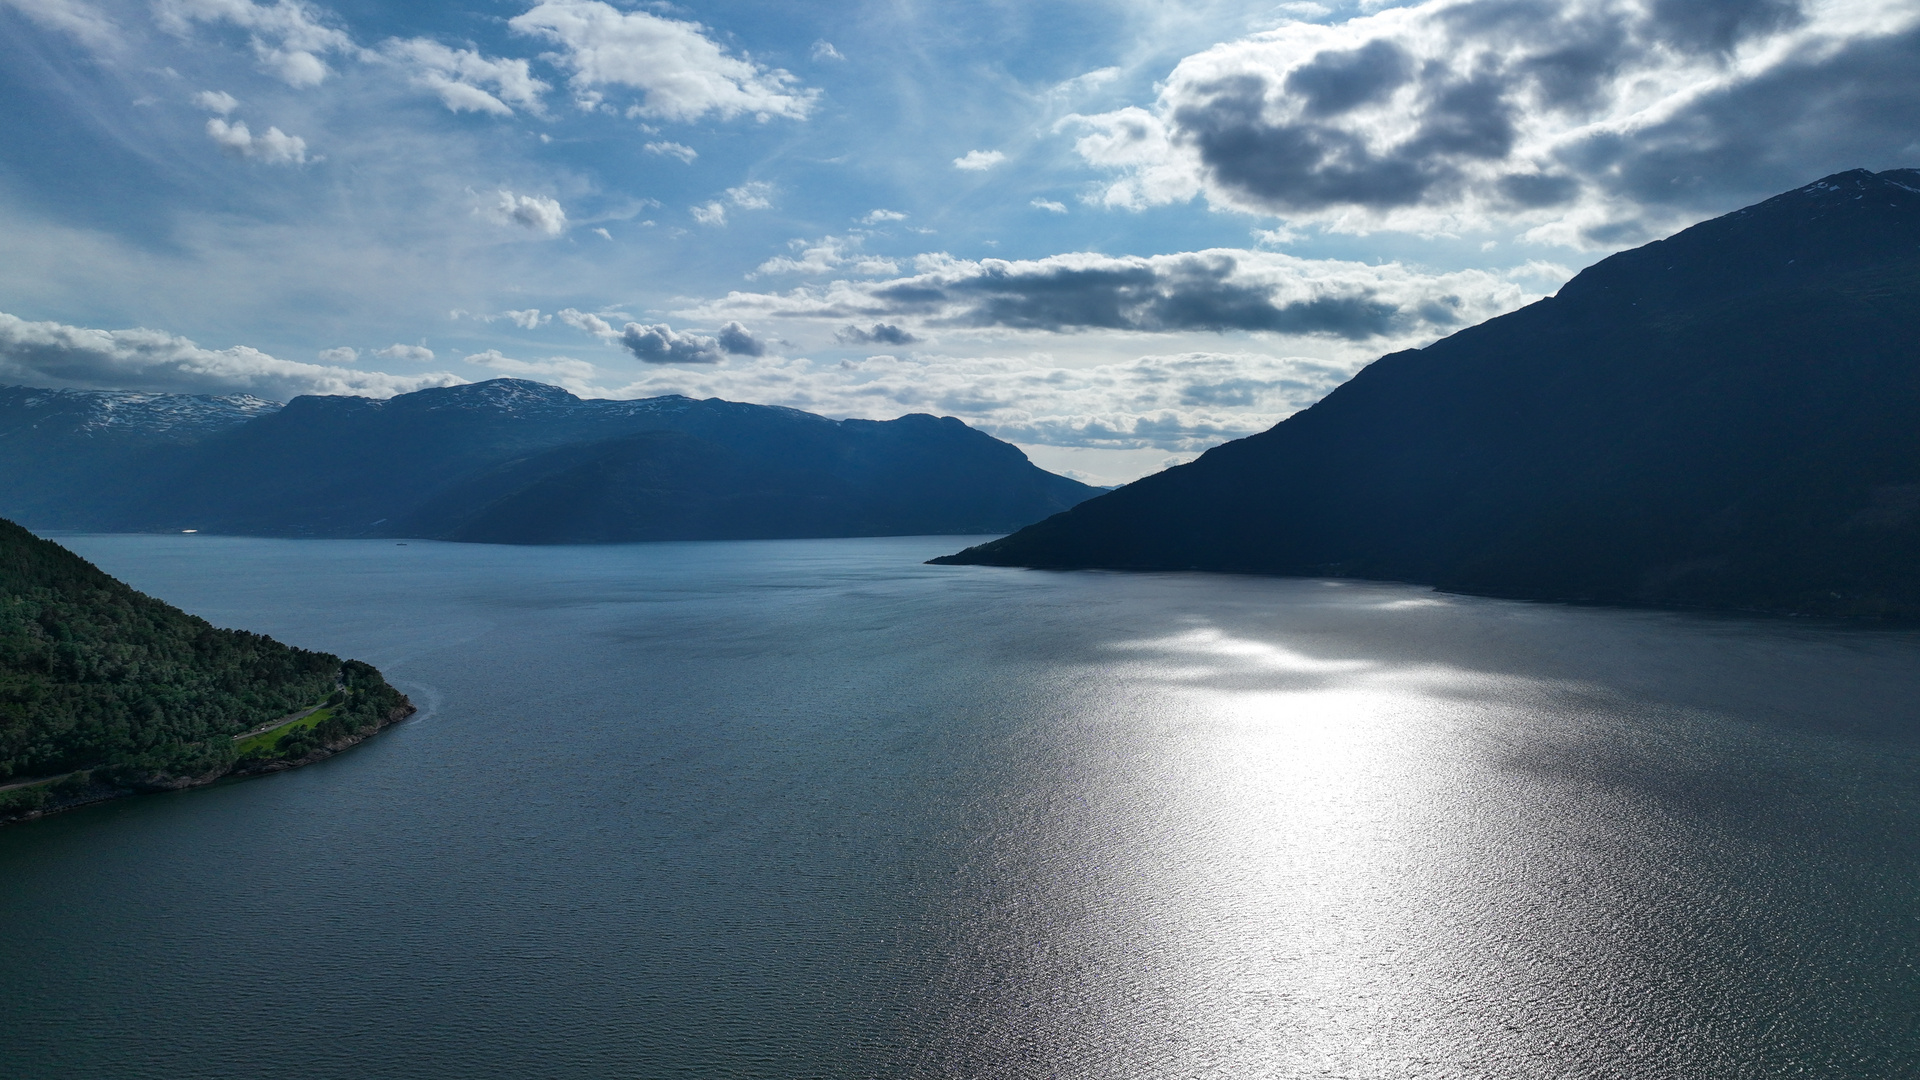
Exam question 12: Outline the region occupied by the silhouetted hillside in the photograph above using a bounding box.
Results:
[936,169,1920,617]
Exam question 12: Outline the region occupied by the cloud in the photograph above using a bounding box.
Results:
[835,323,920,346]
[953,149,1006,171]
[618,322,724,364]
[558,308,618,337]
[463,349,597,380]
[715,321,765,356]
[205,118,309,164]
[698,248,1565,340]
[1070,0,1920,240]
[692,181,775,226]
[1,0,121,51]
[645,140,698,163]
[489,190,567,235]
[383,37,548,116]
[508,0,815,121]
[752,235,897,277]
[0,311,463,399]
[501,308,549,329]
[576,348,1360,454]
[155,0,359,88]
[1031,198,1068,213]
[811,40,844,61]
[862,208,907,223]
[727,181,774,209]
[317,346,357,363]
[192,89,239,115]
[372,343,434,363]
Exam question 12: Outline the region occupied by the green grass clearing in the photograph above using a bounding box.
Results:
[233,707,335,758]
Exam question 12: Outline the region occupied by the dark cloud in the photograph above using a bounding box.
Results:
[1121,0,1906,226]
[619,322,723,364]
[715,320,766,356]
[1570,26,1920,212]
[1650,0,1804,52]
[835,323,920,346]
[1498,171,1580,207]
[1284,40,1413,117]
[904,255,1404,338]
[1174,75,1439,212]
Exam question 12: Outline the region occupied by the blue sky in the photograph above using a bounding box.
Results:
[1,0,1916,482]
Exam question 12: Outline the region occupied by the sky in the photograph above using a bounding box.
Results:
[1,0,1916,483]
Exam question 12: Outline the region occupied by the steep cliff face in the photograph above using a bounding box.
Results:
[937,169,1920,616]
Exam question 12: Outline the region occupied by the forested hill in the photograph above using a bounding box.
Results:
[0,518,411,820]
[935,169,1920,617]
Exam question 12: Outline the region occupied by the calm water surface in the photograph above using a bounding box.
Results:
[3,535,1918,1078]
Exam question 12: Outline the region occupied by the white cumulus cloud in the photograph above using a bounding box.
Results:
[508,0,815,121]
[155,0,359,88]
[489,190,567,235]
[752,235,898,278]
[205,118,309,164]
[372,344,434,363]
[558,308,618,337]
[692,181,774,226]
[192,89,239,114]
[953,149,1006,171]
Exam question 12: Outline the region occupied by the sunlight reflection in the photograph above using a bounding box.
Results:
[1068,620,1538,1075]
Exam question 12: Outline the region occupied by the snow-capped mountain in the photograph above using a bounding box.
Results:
[0,385,282,440]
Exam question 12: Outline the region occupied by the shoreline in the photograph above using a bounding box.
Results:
[0,698,416,826]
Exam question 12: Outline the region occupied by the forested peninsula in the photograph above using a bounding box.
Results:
[0,518,412,823]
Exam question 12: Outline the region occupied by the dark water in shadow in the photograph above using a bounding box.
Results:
[2,535,1917,1078]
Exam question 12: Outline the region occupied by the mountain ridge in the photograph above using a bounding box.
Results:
[0,379,1101,543]
[934,169,1920,617]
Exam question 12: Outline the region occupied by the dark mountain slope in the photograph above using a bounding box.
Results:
[0,380,1100,541]
[0,517,411,820]
[936,169,1920,616]
[0,386,277,527]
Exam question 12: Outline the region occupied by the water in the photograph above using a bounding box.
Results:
[2,535,1918,1079]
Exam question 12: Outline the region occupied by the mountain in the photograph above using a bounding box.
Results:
[0,380,1101,542]
[0,385,279,526]
[936,169,1920,617]
[0,517,412,822]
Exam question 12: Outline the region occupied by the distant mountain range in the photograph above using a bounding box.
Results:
[938,169,1920,617]
[0,380,1100,542]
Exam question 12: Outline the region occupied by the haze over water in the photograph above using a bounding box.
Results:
[3,535,1917,1078]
